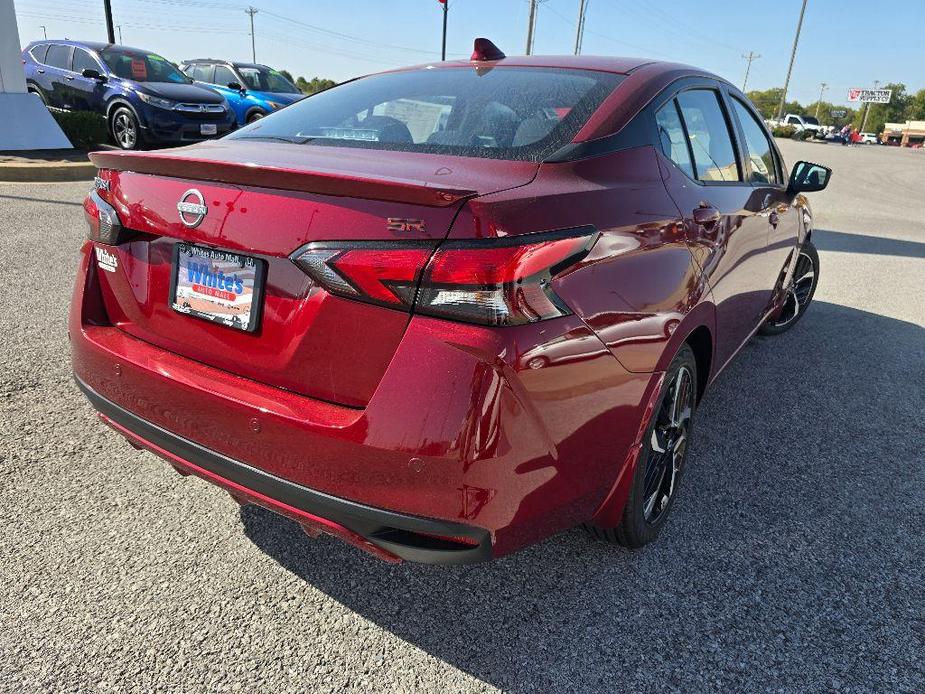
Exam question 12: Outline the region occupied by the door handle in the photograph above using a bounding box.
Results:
[692,205,720,231]
[37,68,45,73]
[65,75,74,81]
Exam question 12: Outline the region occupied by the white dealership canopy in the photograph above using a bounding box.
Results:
[0,0,71,149]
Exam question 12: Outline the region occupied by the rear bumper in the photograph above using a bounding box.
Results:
[76,376,491,564]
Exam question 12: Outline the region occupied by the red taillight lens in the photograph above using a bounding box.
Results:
[292,242,435,309]
[290,228,596,326]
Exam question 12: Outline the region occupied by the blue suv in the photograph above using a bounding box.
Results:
[179,60,304,126]
[22,40,235,149]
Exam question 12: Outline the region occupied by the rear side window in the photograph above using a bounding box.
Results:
[655,101,694,178]
[676,90,740,182]
[186,64,213,82]
[213,65,237,86]
[30,44,49,63]
[72,48,101,75]
[228,67,624,162]
[45,44,72,70]
[730,97,780,184]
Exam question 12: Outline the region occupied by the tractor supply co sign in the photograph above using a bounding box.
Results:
[847,88,892,103]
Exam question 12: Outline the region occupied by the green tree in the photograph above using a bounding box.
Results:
[906,88,925,121]
[279,69,294,83]
[295,76,337,95]
[745,88,784,119]
[804,101,856,127]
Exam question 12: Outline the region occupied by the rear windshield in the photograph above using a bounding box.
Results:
[227,67,623,161]
[100,49,190,84]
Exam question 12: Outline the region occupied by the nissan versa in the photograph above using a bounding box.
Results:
[71,40,831,564]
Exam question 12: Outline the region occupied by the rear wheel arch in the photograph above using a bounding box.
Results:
[684,325,712,403]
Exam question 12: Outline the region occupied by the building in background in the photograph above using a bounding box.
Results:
[881,121,925,146]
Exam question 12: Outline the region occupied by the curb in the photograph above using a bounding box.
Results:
[0,160,96,183]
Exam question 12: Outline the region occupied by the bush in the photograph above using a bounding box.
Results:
[770,124,797,138]
[51,110,109,150]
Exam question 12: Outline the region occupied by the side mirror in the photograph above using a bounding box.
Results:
[227,81,244,92]
[788,160,831,193]
[82,68,105,81]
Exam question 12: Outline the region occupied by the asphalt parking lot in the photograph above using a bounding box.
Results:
[1,139,923,692]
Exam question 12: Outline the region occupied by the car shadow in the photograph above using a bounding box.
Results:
[814,227,925,259]
[240,301,925,691]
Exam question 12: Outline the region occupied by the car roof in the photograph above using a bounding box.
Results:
[396,54,671,76]
[27,39,158,55]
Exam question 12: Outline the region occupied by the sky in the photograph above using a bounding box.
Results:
[12,0,925,107]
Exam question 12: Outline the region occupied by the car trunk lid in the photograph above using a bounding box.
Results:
[88,144,538,407]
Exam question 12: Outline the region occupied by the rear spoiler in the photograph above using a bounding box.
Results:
[88,150,477,208]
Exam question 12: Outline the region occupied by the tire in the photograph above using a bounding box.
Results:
[246,110,266,124]
[584,344,697,548]
[110,106,142,150]
[759,240,819,336]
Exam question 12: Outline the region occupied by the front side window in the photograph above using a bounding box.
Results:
[213,65,238,87]
[100,49,190,83]
[655,100,694,178]
[45,44,72,70]
[676,90,740,182]
[72,48,101,75]
[228,66,623,162]
[731,98,779,184]
[237,66,300,94]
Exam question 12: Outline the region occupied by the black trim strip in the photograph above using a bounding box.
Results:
[76,377,492,564]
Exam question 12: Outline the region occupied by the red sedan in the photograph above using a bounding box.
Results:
[72,40,831,564]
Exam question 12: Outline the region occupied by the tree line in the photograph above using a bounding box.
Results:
[278,70,337,96]
[746,84,925,133]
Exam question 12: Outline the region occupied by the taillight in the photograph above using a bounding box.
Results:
[84,189,124,245]
[291,227,596,326]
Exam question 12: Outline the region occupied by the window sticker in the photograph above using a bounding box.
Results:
[131,58,147,80]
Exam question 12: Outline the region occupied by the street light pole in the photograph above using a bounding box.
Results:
[40,25,47,39]
[776,0,808,121]
[246,6,258,63]
[574,0,588,55]
[741,51,760,91]
[525,0,537,55]
[116,25,122,44]
[102,0,115,44]
[814,82,827,119]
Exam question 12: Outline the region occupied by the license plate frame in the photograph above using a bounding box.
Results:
[169,243,266,333]
[200,123,218,136]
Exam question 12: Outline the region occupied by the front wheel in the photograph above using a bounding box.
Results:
[246,110,266,124]
[584,344,697,548]
[110,106,142,150]
[759,240,819,335]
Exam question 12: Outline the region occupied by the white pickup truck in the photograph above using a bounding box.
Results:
[779,114,825,138]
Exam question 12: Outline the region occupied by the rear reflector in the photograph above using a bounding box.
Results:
[291,227,596,326]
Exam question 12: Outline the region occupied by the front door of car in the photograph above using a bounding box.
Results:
[654,85,774,370]
[726,94,801,305]
[68,48,107,112]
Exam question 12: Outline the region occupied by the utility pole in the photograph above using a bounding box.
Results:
[574,0,588,55]
[102,0,115,44]
[440,0,448,61]
[860,79,879,132]
[525,0,538,55]
[40,25,47,39]
[775,0,808,121]
[741,51,760,91]
[117,25,122,44]
[246,7,258,63]
[814,82,827,119]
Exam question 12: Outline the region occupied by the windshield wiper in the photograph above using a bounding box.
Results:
[233,135,315,144]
